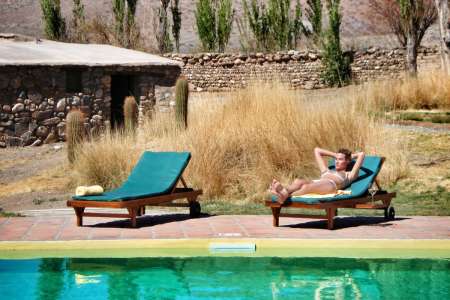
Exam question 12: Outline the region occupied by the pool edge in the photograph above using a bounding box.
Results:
[1,239,449,259]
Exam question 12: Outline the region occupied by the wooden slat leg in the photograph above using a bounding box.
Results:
[271,206,281,227]
[128,208,137,228]
[74,207,85,227]
[326,208,336,230]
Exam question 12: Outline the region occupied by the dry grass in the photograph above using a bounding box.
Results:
[72,129,142,189]
[73,82,409,201]
[361,71,450,111]
[0,166,70,198]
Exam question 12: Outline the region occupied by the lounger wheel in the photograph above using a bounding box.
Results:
[385,206,395,220]
[388,207,395,220]
[189,201,201,218]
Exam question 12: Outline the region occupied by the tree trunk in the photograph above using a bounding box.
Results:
[435,0,450,73]
[406,34,418,76]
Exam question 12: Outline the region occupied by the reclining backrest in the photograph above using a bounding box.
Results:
[329,156,383,197]
[122,151,191,194]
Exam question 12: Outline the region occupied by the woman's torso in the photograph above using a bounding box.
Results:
[320,170,351,190]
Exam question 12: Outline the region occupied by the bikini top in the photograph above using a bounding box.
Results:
[321,170,352,190]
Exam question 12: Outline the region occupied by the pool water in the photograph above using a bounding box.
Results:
[1,257,449,299]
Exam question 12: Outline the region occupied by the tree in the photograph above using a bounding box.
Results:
[217,0,235,52]
[306,0,323,43]
[171,0,182,52]
[195,0,217,51]
[113,0,139,48]
[242,0,305,51]
[242,0,271,51]
[40,0,66,40]
[71,0,86,42]
[156,0,173,53]
[113,0,126,44]
[321,0,351,86]
[195,0,234,52]
[398,0,437,75]
[371,0,437,76]
[435,0,450,73]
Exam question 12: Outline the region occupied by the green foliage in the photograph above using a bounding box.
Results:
[242,0,271,51]
[320,0,351,87]
[306,0,322,43]
[123,96,138,132]
[113,0,139,48]
[113,0,126,42]
[217,0,234,52]
[195,0,217,51]
[175,78,189,129]
[71,0,86,42]
[40,0,66,40]
[195,0,234,52]
[66,110,85,164]
[242,0,305,51]
[171,0,182,52]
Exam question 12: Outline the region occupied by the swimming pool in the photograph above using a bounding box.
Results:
[1,256,449,299]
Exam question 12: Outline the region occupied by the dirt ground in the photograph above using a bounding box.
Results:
[0,142,72,212]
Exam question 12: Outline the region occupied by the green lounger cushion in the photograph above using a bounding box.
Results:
[72,151,191,201]
[271,156,382,204]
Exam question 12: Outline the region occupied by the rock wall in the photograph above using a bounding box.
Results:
[165,47,441,91]
[0,66,167,147]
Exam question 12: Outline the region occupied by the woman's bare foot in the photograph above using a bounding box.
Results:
[271,181,289,204]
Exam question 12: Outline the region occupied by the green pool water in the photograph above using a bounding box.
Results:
[1,257,449,299]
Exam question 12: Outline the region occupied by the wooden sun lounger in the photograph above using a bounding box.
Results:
[264,157,396,230]
[67,176,202,228]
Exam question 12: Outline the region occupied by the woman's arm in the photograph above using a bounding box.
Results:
[348,151,365,181]
[314,147,337,173]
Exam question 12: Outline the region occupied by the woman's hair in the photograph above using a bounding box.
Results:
[337,148,352,161]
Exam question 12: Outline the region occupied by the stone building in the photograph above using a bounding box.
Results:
[0,34,181,147]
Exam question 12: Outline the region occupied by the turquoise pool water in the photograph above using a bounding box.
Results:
[1,257,449,299]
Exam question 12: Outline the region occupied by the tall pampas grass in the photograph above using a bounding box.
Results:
[73,81,409,201]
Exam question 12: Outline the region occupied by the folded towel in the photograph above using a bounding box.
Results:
[75,185,104,196]
[293,189,352,199]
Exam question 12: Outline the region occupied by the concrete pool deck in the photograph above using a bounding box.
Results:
[0,210,449,241]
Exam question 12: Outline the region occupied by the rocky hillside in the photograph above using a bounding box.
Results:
[0,0,439,52]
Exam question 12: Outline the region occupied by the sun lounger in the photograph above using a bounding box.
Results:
[67,151,202,227]
[265,156,396,229]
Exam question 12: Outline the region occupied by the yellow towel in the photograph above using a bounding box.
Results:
[293,190,351,199]
[75,185,104,196]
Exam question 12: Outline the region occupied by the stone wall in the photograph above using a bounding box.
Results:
[165,47,441,91]
[0,65,179,147]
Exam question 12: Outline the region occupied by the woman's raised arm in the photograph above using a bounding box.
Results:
[314,147,337,173]
[348,151,365,181]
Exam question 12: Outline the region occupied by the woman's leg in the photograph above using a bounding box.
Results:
[271,179,310,204]
[291,180,336,196]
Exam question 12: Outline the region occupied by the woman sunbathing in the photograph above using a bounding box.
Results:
[270,147,365,204]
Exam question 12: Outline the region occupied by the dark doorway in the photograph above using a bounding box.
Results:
[111,75,136,129]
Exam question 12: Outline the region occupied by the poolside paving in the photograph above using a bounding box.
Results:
[0,209,449,241]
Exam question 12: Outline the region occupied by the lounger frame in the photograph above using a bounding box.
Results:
[67,176,202,228]
[264,157,396,229]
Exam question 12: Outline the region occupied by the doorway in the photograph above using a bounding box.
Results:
[110,75,136,129]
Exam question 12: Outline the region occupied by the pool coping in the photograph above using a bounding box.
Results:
[1,239,449,259]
